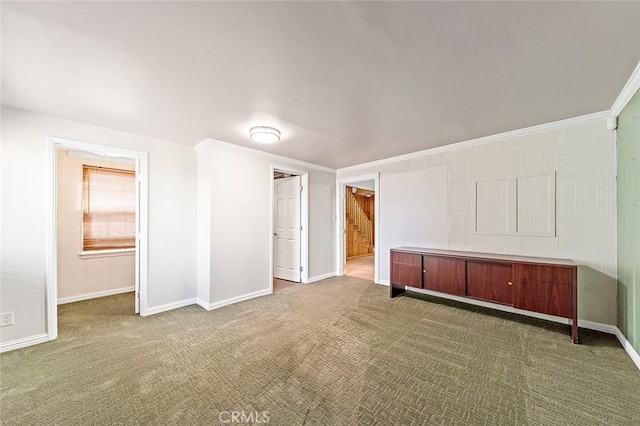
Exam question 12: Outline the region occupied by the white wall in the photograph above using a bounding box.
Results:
[56,150,135,303]
[338,119,617,325]
[196,140,336,306]
[379,166,448,282]
[0,107,197,345]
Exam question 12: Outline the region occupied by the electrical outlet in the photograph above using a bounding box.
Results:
[0,312,14,327]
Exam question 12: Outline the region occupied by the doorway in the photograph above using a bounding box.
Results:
[270,167,309,292]
[56,147,138,311]
[336,173,380,283]
[345,183,375,280]
[46,137,149,341]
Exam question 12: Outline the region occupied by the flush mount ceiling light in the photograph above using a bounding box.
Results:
[249,126,281,144]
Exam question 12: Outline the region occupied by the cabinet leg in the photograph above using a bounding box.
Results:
[572,317,579,344]
[390,284,405,298]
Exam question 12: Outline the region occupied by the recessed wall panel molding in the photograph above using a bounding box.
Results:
[474,172,556,237]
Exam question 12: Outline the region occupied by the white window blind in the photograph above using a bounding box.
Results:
[82,165,136,251]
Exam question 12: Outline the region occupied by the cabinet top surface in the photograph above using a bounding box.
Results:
[392,247,576,267]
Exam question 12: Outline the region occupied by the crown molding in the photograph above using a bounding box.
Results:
[337,111,610,174]
[611,61,640,117]
[193,138,212,153]
[194,138,335,173]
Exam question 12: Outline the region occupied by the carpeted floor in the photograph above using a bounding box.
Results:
[1,276,639,425]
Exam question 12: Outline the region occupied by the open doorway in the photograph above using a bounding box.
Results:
[46,137,148,341]
[271,167,309,292]
[56,148,138,311]
[345,183,375,280]
[336,173,380,283]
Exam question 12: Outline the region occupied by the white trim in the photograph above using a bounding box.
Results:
[300,173,309,284]
[144,298,197,316]
[195,298,209,310]
[47,136,150,344]
[78,248,135,259]
[337,111,610,173]
[614,328,640,371]
[269,166,309,287]
[57,287,134,305]
[46,138,58,341]
[269,165,309,285]
[306,272,336,283]
[135,153,149,316]
[196,138,335,173]
[269,167,275,293]
[196,289,272,311]
[0,333,50,353]
[472,172,556,237]
[406,287,616,331]
[578,319,618,335]
[67,149,136,165]
[611,61,640,116]
[336,173,380,283]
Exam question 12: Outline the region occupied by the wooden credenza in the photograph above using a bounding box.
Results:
[390,247,578,343]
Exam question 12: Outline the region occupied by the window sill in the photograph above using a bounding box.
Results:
[79,248,135,259]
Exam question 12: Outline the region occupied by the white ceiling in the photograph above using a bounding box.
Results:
[2,2,639,169]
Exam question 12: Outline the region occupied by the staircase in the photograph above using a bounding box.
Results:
[346,190,374,258]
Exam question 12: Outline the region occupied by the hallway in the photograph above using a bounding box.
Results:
[345,255,374,281]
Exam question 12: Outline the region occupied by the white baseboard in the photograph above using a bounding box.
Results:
[399,287,640,370]
[0,333,50,353]
[57,287,134,305]
[377,279,390,286]
[408,287,566,323]
[144,298,197,316]
[306,272,336,283]
[405,287,617,330]
[614,327,640,371]
[577,319,618,334]
[195,298,210,310]
[197,288,272,311]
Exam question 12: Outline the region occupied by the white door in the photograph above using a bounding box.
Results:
[274,175,301,282]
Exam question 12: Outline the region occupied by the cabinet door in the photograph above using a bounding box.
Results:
[514,264,573,318]
[391,251,422,288]
[423,256,465,296]
[466,261,514,305]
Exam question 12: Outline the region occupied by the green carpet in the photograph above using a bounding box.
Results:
[1,276,639,425]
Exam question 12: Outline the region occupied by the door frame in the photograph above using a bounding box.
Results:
[336,173,380,283]
[269,165,309,290]
[46,137,149,342]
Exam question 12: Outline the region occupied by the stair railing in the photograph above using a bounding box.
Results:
[346,191,373,244]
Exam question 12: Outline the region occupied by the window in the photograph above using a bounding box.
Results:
[82,165,136,251]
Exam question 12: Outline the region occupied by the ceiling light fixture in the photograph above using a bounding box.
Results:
[249,126,281,144]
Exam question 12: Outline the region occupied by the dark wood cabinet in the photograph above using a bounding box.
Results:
[423,256,466,296]
[390,247,578,343]
[514,264,574,319]
[466,261,514,305]
[390,251,422,297]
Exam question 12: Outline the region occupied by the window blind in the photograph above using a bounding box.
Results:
[82,165,136,251]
